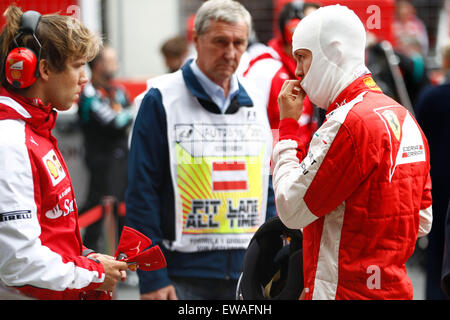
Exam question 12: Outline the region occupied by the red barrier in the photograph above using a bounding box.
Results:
[114,79,147,101]
[117,201,126,217]
[78,205,103,229]
[78,198,126,229]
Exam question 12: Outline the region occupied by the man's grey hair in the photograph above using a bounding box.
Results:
[194,0,252,37]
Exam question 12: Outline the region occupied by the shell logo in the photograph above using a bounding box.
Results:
[11,69,22,80]
[46,159,59,179]
[363,77,381,92]
[9,60,23,80]
[42,149,66,186]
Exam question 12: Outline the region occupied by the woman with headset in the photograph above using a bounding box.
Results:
[0,6,128,299]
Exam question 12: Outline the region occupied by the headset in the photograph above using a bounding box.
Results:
[4,10,42,89]
[236,216,304,300]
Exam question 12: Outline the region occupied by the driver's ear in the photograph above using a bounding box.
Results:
[38,59,50,82]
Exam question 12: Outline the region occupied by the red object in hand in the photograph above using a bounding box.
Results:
[114,226,167,271]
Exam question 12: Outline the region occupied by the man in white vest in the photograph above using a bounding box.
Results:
[125,0,275,300]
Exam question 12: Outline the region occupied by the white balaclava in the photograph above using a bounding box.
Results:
[292,5,370,109]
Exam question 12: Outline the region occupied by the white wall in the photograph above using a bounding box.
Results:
[106,0,181,79]
[80,0,102,35]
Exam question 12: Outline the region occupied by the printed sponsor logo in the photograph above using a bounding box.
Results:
[11,70,22,80]
[0,210,32,222]
[42,149,66,186]
[247,110,256,122]
[8,59,23,80]
[363,77,382,92]
[30,136,38,146]
[10,60,23,70]
[45,198,75,219]
[300,152,317,175]
[402,145,424,158]
[381,110,401,141]
[58,186,72,200]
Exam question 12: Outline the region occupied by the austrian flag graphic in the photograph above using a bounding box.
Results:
[211,161,248,191]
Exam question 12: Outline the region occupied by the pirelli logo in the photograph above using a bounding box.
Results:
[0,210,32,222]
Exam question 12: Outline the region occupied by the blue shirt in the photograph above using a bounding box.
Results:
[190,60,239,114]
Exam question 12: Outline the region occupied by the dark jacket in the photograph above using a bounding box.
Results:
[125,62,276,294]
[442,200,450,297]
[415,79,450,299]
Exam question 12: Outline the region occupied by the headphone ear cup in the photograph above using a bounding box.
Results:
[5,47,38,89]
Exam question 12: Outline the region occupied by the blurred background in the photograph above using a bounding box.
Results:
[1,0,446,87]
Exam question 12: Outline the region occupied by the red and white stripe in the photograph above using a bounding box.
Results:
[211,161,248,191]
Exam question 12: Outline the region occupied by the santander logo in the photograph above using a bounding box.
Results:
[45,198,75,219]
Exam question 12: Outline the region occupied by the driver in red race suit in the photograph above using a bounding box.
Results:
[273,5,432,299]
